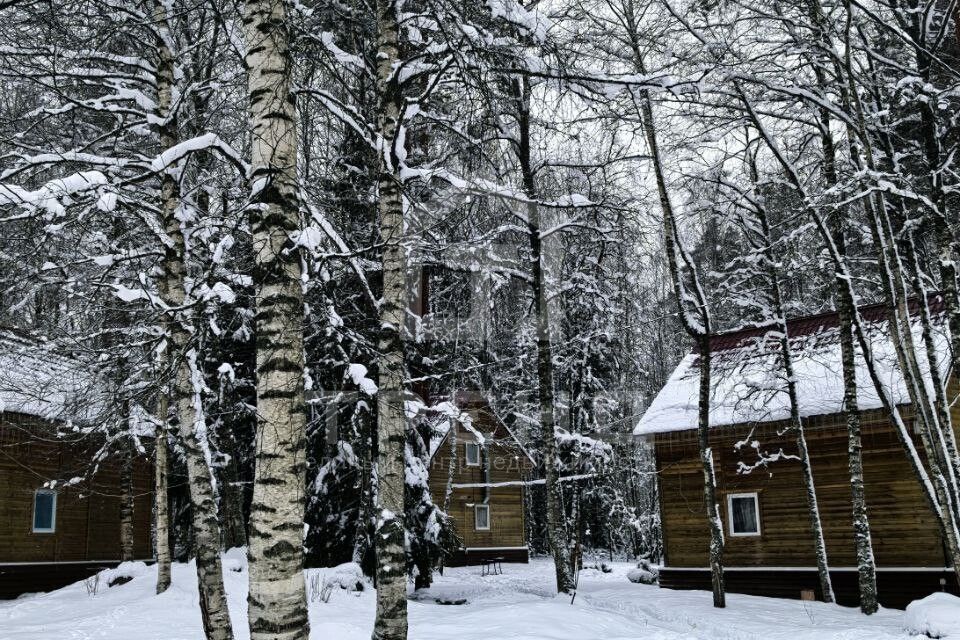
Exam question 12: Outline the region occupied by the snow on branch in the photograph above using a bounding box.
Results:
[149,133,249,175]
[0,171,108,216]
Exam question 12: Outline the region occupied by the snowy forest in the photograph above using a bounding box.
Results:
[0,0,959,638]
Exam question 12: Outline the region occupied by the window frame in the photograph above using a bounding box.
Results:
[474,503,490,531]
[32,489,57,534]
[464,441,480,466]
[726,492,761,537]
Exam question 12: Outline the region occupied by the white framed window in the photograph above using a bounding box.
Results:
[32,489,57,533]
[474,504,490,531]
[726,492,760,537]
[465,442,480,466]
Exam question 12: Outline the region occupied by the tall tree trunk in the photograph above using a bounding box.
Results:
[746,152,835,603]
[242,1,310,639]
[219,454,248,550]
[640,88,725,608]
[371,0,408,637]
[513,76,575,595]
[797,0,881,606]
[155,387,172,593]
[120,439,135,562]
[694,334,725,608]
[620,9,725,603]
[821,117,878,613]
[154,6,233,639]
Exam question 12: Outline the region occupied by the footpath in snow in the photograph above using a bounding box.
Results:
[0,553,930,640]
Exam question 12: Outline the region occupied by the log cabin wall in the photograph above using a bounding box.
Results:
[655,405,947,568]
[427,408,532,565]
[0,411,152,596]
[653,402,960,607]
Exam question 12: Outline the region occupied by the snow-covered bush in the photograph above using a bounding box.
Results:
[308,562,366,603]
[101,561,149,589]
[905,592,960,639]
[626,559,659,585]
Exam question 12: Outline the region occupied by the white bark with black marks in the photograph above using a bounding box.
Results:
[513,76,575,595]
[371,0,409,636]
[641,90,725,608]
[744,151,834,603]
[154,5,233,637]
[243,1,310,638]
[154,387,172,594]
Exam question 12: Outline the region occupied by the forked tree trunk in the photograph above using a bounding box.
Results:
[371,0,409,636]
[155,387,172,594]
[620,12,725,602]
[242,1,310,639]
[514,76,575,595]
[154,7,233,639]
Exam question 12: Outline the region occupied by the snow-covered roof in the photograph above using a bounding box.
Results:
[422,401,479,459]
[419,398,535,463]
[633,298,951,436]
[0,328,99,423]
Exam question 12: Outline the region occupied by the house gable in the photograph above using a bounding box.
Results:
[426,403,532,564]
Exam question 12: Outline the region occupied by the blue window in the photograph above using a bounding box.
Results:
[33,490,56,533]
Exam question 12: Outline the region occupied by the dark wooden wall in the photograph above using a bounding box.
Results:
[427,408,532,562]
[0,411,153,564]
[654,405,950,570]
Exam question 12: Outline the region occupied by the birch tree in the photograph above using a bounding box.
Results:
[153,3,234,636]
[243,0,310,638]
[641,93,725,607]
[512,75,576,594]
[370,0,408,636]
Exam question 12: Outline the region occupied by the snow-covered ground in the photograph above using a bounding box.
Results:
[0,554,930,639]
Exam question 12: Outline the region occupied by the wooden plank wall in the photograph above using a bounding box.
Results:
[427,409,532,554]
[655,405,949,569]
[0,412,152,563]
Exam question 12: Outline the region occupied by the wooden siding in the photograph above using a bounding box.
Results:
[427,408,532,561]
[655,405,951,570]
[0,412,152,565]
[659,567,959,609]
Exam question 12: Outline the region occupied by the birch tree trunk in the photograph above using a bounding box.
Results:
[155,386,172,594]
[618,11,725,603]
[694,334,725,608]
[514,76,575,595]
[837,290,878,613]
[154,7,233,639]
[640,89,725,608]
[371,0,409,636]
[242,1,310,639]
[745,154,834,602]
[823,130,878,614]
[120,440,135,561]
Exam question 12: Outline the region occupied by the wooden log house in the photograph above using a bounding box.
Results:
[426,397,534,566]
[634,299,960,608]
[0,330,152,598]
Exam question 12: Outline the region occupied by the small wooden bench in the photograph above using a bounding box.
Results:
[480,557,504,576]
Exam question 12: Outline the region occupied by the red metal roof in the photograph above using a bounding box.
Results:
[697,294,946,354]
